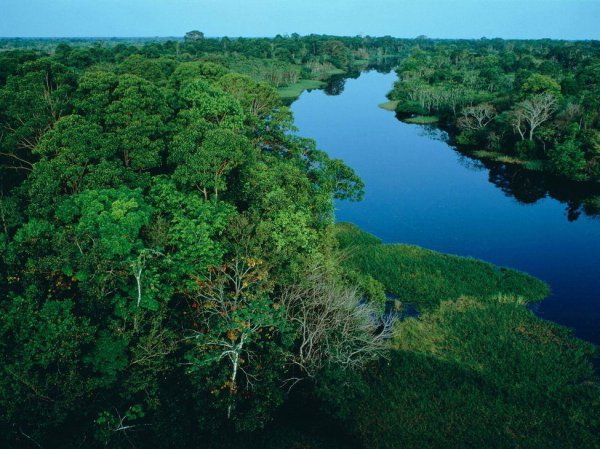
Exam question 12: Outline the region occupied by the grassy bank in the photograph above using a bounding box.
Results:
[378,100,399,111]
[277,79,326,100]
[277,68,345,100]
[335,222,549,309]
[329,318,599,449]
[403,115,439,124]
[471,150,546,171]
[322,222,599,449]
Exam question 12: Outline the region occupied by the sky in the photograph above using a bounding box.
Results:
[1,0,599,40]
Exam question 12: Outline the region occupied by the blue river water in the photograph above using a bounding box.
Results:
[291,70,600,345]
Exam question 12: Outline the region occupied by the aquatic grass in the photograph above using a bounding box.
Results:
[318,294,598,448]
[335,223,549,308]
[323,223,599,448]
[524,159,546,171]
[470,150,546,172]
[342,304,599,449]
[335,222,382,247]
[277,79,325,99]
[403,115,439,124]
[378,100,399,111]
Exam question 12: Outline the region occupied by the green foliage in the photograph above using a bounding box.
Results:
[171,61,228,90]
[147,177,233,290]
[218,73,280,118]
[387,40,600,183]
[184,30,205,42]
[179,78,245,129]
[0,58,77,152]
[104,74,170,170]
[335,223,549,308]
[1,35,598,449]
[0,296,96,440]
[321,296,598,449]
[520,73,562,97]
[515,139,538,159]
[321,223,597,449]
[172,127,253,198]
[85,330,129,384]
[57,187,151,259]
[0,40,371,447]
[395,99,428,115]
[186,286,290,431]
[548,138,588,181]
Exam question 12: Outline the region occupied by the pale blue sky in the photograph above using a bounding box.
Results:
[1,0,598,39]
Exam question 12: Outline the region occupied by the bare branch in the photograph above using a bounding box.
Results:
[280,266,394,379]
[511,93,557,141]
[458,103,497,131]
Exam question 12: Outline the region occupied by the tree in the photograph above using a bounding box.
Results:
[104,75,170,170]
[170,61,228,89]
[184,30,205,42]
[280,265,394,381]
[322,40,350,68]
[26,114,124,216]
[72,70,120,124]
[0,58,76,173]
[0,296,96,446]
[186,257,290,428]
[520,73,561,97]
[510,93,557,141]
[458,103,497,131]
[548,138,587,181]
[179,79,245,130]
[172,128,252,200]
[147,177,233,292]
[217,73,280,118]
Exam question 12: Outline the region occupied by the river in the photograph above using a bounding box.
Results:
[291,70,600,345]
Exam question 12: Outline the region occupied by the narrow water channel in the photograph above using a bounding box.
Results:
[291,70,600,344]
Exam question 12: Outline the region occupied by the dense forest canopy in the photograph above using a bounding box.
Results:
[0,33,380,447]
[0,34,599,449]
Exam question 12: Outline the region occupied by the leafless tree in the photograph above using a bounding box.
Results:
[280,266,394,382]
[510,93,557,141]
[458,103,497,131]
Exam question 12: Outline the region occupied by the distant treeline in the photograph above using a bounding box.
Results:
[0,33,411,88]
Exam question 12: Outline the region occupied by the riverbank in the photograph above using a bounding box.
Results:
[335,222,549,309]
[287,70,600,447]
[291,69,600,344]
[278,79,326,100]
[276,67,347,100]
[326,222,599,449]
[396,111,600,211]
[234,221,599,449]
[385,42,600,185]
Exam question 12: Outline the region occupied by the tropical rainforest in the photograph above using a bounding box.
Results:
[0,33,598,449]
[387,39,600,182]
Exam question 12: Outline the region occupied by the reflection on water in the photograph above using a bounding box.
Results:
[453,152,600,221]
[407,122,600,220]
[322,56,404,97]
[291,69,600,345]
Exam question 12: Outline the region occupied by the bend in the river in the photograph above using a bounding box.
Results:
[291,70,600,345]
